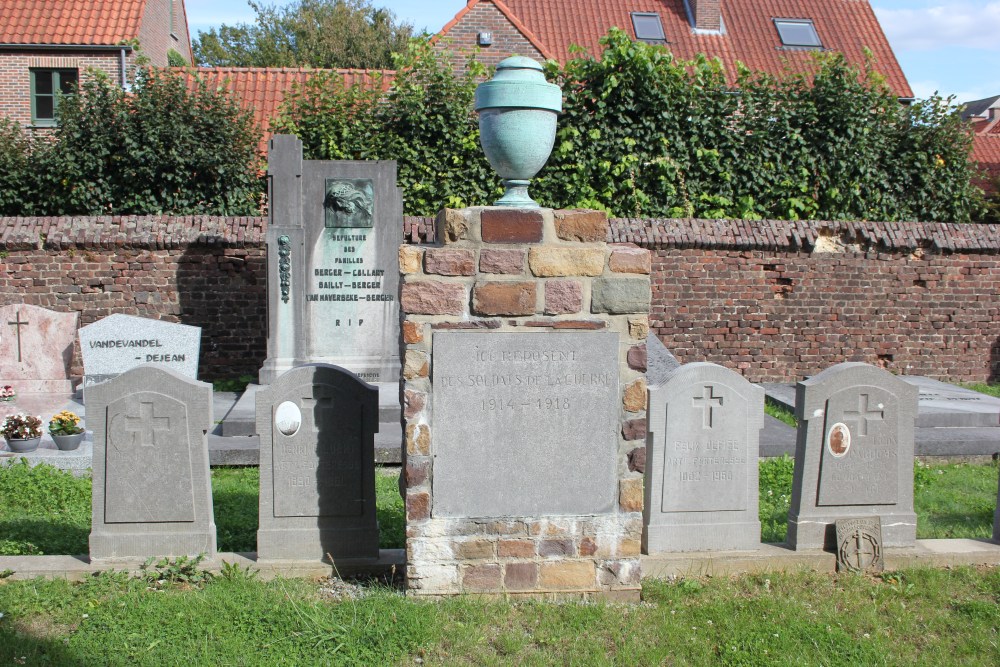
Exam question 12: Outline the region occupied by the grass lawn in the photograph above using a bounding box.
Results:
[1,458,995,555]
[0,564,997,664]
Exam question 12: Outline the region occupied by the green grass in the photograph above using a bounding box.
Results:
[0,565,997,665]
[764,400,798,427]
[0,459,995,555]
[961,382,1000,398]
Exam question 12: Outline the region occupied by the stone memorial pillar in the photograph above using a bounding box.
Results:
[400,207,650,600]
[259,136,402,386]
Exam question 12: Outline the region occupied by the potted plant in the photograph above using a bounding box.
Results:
[1,413,43,452]
[0,386,15,402]
[48,410,85,451]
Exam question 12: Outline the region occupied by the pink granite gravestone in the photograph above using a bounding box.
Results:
[0,304,78,393]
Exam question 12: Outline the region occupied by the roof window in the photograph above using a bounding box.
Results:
[774,19,822,48]
[631,12,667,45]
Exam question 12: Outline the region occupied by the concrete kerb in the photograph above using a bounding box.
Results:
[3,541,998,582]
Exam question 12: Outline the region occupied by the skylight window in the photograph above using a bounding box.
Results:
[774,19,822,48]
[631,12,666,44]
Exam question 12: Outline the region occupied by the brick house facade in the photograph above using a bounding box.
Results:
[0,0,192,129]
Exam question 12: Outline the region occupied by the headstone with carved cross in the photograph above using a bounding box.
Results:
[643,362,764,552]
[787,362,918,550]
[993,466,999,544]
[256,363,379,561]
[88,365,216,559]
[0,304,77,393]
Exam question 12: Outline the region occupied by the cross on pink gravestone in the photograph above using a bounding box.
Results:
[843,393,884,436]
[123,401,172,447]
[692,385,723,428]
[6,311,28,362]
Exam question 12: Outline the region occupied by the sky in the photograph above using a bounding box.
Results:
[184,0,1000,104]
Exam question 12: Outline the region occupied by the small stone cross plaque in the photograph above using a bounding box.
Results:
[835,517,884,573]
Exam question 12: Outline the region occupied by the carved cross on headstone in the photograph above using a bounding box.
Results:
[845,527,878,570]
[124,401,172,447]
[692,385,723,429]
[7,310,29,363]
[843,393,884,436]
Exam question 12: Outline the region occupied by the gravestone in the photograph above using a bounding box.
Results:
[259,136,402,386]
[0,304,77,393]
[645,333,681,386]
[643,363,763,552]
[994,468,999,543]
[79,314,201,388]
[787,363,918,550]
[835,517,884,573]
[433,332,620,518]
[256,363,379,561]
[89,365,216,559]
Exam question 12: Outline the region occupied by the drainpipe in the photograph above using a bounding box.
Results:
[119,47,128,90]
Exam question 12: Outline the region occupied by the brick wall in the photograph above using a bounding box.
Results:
[2,215,999,385]
[435,1,546,71]
[139,0,193,64]
[0,51,136,128]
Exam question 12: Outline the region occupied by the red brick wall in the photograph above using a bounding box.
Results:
[0,51,136,128]
[3,215,999,384]
[139,0,193,65]
[690,0,723,31]
[436,1,546,70]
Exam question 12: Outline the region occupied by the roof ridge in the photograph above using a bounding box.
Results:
[435,0,557,62]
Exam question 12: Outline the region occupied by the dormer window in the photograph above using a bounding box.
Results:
[631,12,667,45]
[774,19,822,48]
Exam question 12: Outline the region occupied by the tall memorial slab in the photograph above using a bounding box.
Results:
[787,363,918,550]
[400,207,650,600]
[643,363,763,552]
[89,365,216,559]
[256,364,379,561]
[994,468,999,544]
[0,304,77,393]
[259,135,402,386]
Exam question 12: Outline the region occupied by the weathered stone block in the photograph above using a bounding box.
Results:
[627,446,646,473]
[538,539,575,557]
[404,389,426,419]
[424,248,475,276]
[481,208,544,243]
[529,248,605,277]
[402,320,423,344]
[480,249,525,274]
[463,563,503,591]
[400,281,465,315]
[539,561,596,590]
[619,478,644,513]
[399,245,423,274]
[624,378,647,412]
[437,208,470,243]
[554,209,608,242]
[622,419,646,441]
[403,350,429,379]
[628,317,649,340]
[407,491,430,521]
[504,562,539,591]
[544,279,583,315]
[472,281,536,316]
[609,246,651,274]
[627,344,647,371]
[453,539,496,560]
[405,423,430,456]
[405,460,429,486]
[591,278,651,314]
[498,539,536,558]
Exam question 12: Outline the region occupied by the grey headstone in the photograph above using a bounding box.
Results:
[433,332,619,517]
[645,333,681,387]
[259,136,401,386]
[901,376,1000,428]
[256,363,379,561]
[787,363,918,550]
[79,314,200,389]
[994,467,999,544]
[0,304,78,393]
[643,363,763,552]
[835,517,884,573]
[89,365,216,559]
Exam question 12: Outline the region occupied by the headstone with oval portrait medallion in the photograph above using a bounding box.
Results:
[256,363,379,561]
[787,363,918,550]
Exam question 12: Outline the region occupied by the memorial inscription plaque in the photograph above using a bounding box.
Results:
[433,332,619,518]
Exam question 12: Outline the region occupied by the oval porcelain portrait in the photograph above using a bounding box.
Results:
[826,422,851,458]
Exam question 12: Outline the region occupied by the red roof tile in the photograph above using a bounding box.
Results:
[174,67,395,154]
[441,0,912,98]
[973,135,1000,168]
[0,0,146,45]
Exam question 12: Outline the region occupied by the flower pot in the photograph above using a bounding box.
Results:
[475,56,562,208]
[51,432,84,451]
[5,436,41,453]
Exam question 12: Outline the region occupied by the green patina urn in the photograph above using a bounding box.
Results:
[475,56,562,208]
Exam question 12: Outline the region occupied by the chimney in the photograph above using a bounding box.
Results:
[689,0,722,32]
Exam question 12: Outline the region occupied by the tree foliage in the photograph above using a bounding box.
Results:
[0,68,263,216]
[276,29,983,222]
[193,0,412,69]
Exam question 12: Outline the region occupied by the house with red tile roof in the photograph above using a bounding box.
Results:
[435,0,913,98]
[963,96,1000,195]
[0,0,193,128]
[173,67,395,155]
